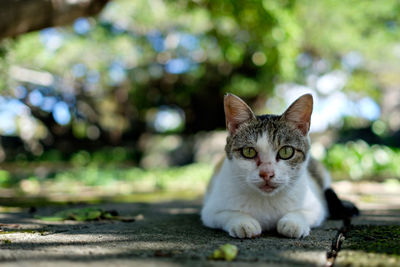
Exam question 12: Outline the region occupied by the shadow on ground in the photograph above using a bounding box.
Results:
[0,200,341,267]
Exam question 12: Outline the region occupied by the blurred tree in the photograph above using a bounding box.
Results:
[2,0,399,161]
[0,0,110,39]
[296,0,400,93]
[0,0,300,157]
[296,0,400,143]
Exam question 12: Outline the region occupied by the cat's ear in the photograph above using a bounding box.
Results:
[282,94,313,135]
[224,93,255,135]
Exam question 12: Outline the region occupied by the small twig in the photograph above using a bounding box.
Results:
[325,217,352,267]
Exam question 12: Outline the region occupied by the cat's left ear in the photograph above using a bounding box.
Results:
[282,94,313,135]
[224,93,255,135]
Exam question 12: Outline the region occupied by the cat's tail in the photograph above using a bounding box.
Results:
[324,188,359,219]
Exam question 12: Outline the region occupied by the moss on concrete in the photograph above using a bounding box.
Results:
[346,225,400,255]
[0,229,47,235]
[337,225,400,266]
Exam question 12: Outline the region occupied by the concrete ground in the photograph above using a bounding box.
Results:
[0,181,399,267]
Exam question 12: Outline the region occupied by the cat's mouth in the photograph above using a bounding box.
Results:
[259,183,276,193]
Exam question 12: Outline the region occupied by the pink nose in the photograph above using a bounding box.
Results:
[259,170,275,181]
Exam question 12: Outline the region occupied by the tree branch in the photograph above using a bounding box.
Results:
[0,0,110,40]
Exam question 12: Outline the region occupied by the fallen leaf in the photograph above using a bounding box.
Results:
[209,243,238,261]
[35,207,136,222]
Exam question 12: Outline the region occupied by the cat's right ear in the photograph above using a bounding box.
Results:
[282,94,313,135]
[224,93,255,135]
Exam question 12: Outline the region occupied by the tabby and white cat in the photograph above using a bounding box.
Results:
[201,93,353,239]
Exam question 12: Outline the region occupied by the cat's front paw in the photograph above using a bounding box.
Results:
[226,216,262,239]
[277,217,310,238]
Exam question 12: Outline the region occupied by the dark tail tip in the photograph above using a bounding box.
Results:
[324,188,359,220]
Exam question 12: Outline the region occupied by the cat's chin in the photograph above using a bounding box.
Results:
[252,183,282,196]
[259,184,276,193]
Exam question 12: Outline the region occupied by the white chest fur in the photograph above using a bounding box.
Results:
[201,158,327,238]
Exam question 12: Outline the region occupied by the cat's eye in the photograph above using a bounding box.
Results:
[241,147,257,159]
[278,146,295,160]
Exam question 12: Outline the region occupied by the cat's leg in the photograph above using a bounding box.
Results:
[204,210,262,238]
[277,206,325,238]
[277,185,326,238]
[277,179,327,238]
[277,211,311,238]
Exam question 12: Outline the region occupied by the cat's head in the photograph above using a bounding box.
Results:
[224,93,313,196]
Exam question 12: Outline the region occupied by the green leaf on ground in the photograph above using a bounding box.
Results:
[35,207,135,222]
[209,243,238,261]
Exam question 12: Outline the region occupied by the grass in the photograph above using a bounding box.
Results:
[0,139,399,204]
[0,163,213,202]
[322,140,400,181]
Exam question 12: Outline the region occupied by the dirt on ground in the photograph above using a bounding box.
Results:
[0,181,399,267]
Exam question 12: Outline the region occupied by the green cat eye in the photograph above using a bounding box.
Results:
[278,146,295,160]
[241,147,257,159]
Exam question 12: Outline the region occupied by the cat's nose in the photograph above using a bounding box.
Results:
[259,170,275,181]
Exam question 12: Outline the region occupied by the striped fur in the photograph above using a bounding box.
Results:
[201,94,330,239]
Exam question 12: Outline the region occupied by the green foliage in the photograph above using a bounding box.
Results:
[10,163,213,196]
[224,75,260,98]
[323,141,400,181]
[344,70,380,100]
[13,147,136,165]
[38,150,64,162]
[2,0,400,161]
[297,0,400,61]
[53,163,212,190]
[0,170,11,187]
[3,141,400,199]
[296,0,400,94]
[1,0,301,146]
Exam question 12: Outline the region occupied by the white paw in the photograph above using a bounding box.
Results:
[226,216,262,238]
[277,217,310,238]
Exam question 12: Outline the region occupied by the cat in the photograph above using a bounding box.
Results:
[201,93,358,239]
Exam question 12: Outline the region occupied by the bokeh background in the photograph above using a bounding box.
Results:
[0,0,399,204]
